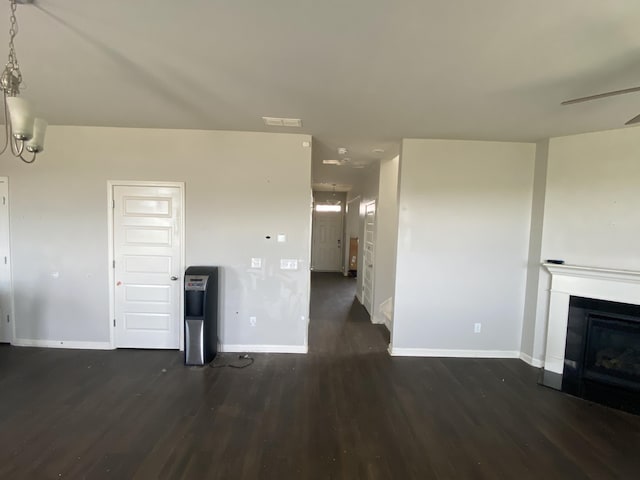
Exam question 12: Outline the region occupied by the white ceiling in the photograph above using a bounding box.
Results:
[312,183,352,193]
[10,1,640,184]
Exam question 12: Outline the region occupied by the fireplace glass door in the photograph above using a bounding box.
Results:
[584,314,640,392]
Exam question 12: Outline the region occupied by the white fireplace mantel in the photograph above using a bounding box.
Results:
[543,263,640,374]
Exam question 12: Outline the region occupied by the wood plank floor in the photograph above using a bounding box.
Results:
[1,272,639,479]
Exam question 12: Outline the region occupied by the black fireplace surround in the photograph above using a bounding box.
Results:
[562,296,640,415]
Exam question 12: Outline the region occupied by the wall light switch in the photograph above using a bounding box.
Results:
[277,234,286,243]
[280,259,298,270]
[251,258,262,269]
[474,323,482,333]
[250,316,257,326]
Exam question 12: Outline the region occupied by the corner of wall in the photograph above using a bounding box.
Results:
[520,139,550,362]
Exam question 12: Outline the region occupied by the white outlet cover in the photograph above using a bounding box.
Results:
[277,234,286,243]
[250,316,257,326]
[251,257,262,268]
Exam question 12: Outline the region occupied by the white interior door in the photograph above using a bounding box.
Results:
[113,185,183,349]
[0,178,12,342]
[311,210,343,271]
[362,201,376,315]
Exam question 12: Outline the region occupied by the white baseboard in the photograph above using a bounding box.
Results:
[372,312,393,333]
[220,344,308,354]
[519,352,545,368]
[12,339,113,350]
[383,317,392,332]
[389,347,521,359]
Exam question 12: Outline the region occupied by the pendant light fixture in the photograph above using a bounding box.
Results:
[0,0,46,163]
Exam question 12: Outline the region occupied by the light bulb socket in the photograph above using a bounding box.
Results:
[25,117,47,153]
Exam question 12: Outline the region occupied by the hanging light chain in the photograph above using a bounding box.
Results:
[6,0,22,85]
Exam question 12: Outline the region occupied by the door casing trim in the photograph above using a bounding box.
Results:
[0,177,15,344]
[107,180,186,350]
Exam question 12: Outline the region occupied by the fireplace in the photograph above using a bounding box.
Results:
[562,296,640,414]
[540,264,640,415]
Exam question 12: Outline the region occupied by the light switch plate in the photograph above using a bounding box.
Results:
[251,258,262,269]
[277,234,286,243]
[280,259,298,270]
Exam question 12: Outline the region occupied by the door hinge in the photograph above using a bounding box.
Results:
[6,314,9,323]
[113,319,116,327]
[112,199,115,209]
[112,260,115,268]
[3,256,6,265]
[2,196,5,205]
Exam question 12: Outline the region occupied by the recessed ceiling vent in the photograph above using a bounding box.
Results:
[262,117,302,127]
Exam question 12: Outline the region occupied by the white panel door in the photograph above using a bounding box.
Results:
[0,178,11,342]
[311,211,343,271]
[113,185,182,349]
[362,201,376,315]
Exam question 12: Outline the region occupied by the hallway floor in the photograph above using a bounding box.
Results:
[308,272,389,355]
[0,273,639,479]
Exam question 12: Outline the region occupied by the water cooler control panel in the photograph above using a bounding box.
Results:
[185,275,209,291]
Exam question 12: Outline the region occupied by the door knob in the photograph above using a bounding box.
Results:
[171,276,179,281]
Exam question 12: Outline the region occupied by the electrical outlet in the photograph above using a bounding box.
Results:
[250,316,257,327]
[474,323,482,333]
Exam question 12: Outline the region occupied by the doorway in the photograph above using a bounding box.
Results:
[311,208,344,272]
[109,182,185,349]
[0,177,12,343]
[311,190,346,272]
[362,201,376,315]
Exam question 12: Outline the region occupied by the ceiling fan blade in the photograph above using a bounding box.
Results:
[561,86,640,105]
[625,113,640,125]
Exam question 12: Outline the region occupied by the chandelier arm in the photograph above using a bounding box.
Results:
[19,150,36,164]
[0,94,9,155]
[10,133,24,156]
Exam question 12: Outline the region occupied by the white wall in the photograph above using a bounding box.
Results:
[2,126,312,351]
[392,139,535,356]
[372,155,399,331]
[541,127,640,270]
[524,126,640,365]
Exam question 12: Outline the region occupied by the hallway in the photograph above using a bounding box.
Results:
[308,272,389,354]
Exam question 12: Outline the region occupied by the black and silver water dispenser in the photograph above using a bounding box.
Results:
[184,266,219,365]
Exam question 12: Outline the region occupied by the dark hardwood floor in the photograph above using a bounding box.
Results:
[1,272,639,479]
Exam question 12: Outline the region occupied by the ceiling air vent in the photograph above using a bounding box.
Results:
[262,117,303,127]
